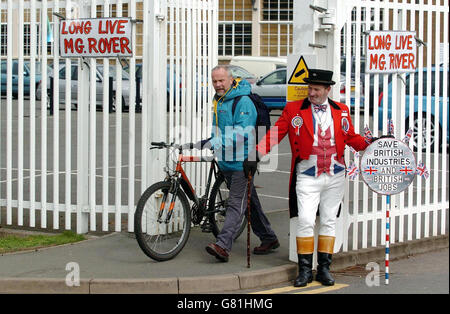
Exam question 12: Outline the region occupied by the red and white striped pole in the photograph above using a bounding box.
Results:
[385,195,390,285]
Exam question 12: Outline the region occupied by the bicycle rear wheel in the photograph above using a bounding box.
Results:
[207,175,247,240]
[134,181,191,261]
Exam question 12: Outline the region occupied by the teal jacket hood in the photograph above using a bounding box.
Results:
[220,78,252,101]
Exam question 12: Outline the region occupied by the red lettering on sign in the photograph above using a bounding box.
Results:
[88,38,98,53]
[388,53,416,70]
[368,34,392,50]
[98,19,128,34]
[74,38,84,53]
[116,20,127,34]
[64,38,73,53]
[98,20,106,34]
[65,20,91,35]
[120,37,131,54]
[61,21,68,34]
[369,54,386,71]
[395,34,413,50]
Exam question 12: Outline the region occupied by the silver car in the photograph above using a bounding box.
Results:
[251,67,287,110]
[37,62,131,112]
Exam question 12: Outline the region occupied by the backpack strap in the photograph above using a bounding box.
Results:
[232,95,243,116]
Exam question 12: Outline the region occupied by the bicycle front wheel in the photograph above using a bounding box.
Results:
[134,181,191,261]
[208,175,247,240]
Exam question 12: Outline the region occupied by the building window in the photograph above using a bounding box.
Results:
[260,0,293,57]
[218,0,252,57]
[262,0,293,21]
[1,24,6,56]
[219,23,252,56]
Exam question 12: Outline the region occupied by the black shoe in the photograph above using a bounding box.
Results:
[316,252,335,286]
[293,254,313,287]
[253,240,280,255]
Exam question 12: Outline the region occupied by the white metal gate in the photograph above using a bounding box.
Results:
[293,0,448,256]
[0,0,217,233]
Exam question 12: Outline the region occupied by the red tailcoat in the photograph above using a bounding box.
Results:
[257,98,369,218]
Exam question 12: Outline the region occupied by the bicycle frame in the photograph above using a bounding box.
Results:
[173,152,222,207]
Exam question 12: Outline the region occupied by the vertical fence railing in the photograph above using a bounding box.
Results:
[166,0,217,197]
[338,0,449,253]
[0,0,217,233]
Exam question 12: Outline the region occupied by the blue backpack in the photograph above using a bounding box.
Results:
[232,93,271,141]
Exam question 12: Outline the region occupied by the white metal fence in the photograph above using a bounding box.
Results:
[0,0,217,233]
[337,0,449,251]
[0,0,447,254]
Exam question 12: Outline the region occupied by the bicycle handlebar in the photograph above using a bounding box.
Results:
[151,142,217,152]
[150,142,168,149]
[150,142,193,150]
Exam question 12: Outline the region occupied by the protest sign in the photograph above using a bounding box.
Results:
[59,18,132,58]
[366,31,416,73]
[360,137,416,195]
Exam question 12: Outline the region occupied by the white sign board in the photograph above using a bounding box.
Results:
[59,18,133,58]
[366,31,417,74]
[360,138,416,195]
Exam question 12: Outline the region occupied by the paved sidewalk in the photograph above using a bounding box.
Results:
[0,209,448,294]
[0,210,296,293]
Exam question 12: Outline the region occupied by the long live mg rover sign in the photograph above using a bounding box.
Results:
[365,30,417,74]
[360,138,416,195]
[59,18,133,58]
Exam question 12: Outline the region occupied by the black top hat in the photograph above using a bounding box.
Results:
[303,69,336,85]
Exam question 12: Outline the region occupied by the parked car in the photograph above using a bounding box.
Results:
[251,67,287,110]
[340,55,395,114]
[126,63,182,111]
[1,59,44,98]
[230,56,287,78]
[38,62,132,112]
[251,62,370,112]
[378,66,449,152]
[228,65,257,84]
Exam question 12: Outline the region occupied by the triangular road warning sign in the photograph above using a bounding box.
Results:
[288,56,309,85]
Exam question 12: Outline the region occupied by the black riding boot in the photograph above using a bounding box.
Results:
[316,252,335,286]
[294,254,313,287]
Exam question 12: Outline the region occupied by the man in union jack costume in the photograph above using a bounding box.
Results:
[244,69,374,287]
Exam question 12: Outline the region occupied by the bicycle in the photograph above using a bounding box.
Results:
[134,142,247,261]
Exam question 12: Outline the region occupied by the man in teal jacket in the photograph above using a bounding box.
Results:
[204,65,279,262]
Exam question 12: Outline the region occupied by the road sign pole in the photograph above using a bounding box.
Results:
[386,195,390,285]
[360,137,418,285]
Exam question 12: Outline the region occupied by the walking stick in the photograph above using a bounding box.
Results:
[246,174,252,268]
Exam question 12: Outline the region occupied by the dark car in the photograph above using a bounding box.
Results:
[1,60,44,98]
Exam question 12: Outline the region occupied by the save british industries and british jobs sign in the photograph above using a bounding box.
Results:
[59,18,132,58]
[360,138,416,195]
[365,30,417,74]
